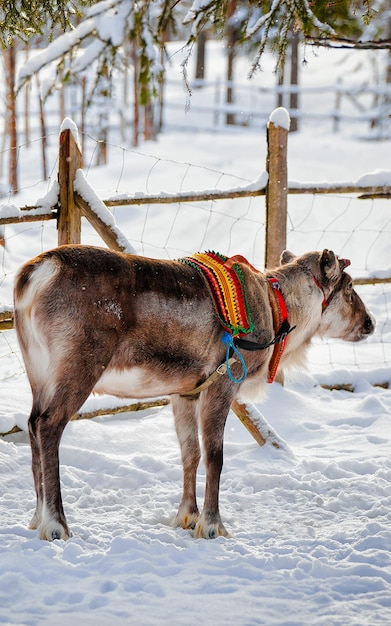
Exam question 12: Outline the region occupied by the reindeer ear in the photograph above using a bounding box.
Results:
[280,250,296,265]
[320,249,340,283]
[339,257,351,270]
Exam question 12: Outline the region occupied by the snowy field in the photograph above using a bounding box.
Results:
[0,42,391,626]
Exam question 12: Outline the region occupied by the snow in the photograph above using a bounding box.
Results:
[269,106,291,131]
[34,181,60,211]
[17,1,133,90]
[1,42,391,626]
[74,169,136,254]
[355,170,391,187]
[184,0,211,25]
[18,20,97,86]
[73,39,106,74]
[103,171,269,203]
[60,117,82,152]
[95,3,129,47]
[289,169,391,190]
[0,204,21,219]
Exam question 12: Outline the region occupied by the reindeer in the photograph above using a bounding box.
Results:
[14,246,375,541]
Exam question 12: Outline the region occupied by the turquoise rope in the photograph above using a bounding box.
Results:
[221,331,247,384]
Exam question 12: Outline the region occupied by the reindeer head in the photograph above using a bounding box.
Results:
[318,271,375,341]
[280,249,375,342]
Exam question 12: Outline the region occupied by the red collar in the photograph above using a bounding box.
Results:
[267,274,335,382]
[267,277,290,383]
[312,275,334,311]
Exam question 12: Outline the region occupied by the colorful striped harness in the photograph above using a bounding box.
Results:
[179,252,296,392]
[180,251,255,337]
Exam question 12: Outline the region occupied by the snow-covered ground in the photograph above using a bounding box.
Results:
[0,42,391,626]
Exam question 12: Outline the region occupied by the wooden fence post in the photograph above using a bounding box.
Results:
[57,128,82,245]
[265,108,290,269]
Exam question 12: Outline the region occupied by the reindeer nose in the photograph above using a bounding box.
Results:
[363,314,375,335]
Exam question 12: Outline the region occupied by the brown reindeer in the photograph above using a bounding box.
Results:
[14,246,374,541]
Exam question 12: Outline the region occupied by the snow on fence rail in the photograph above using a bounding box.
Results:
[0,112,390,434]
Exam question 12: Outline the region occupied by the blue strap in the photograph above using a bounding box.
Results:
[221,331,247,384]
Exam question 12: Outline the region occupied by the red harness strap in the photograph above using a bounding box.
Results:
[312,275,330,311]
[267,277,290,383]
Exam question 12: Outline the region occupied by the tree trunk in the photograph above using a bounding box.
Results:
[289,31,300,132]
[24,47,30,145]
[277,67,284,108]
[384,16,391,129]
[59,68,66,125]
[371,14,391,130]
[4,43,18,194]
[36,76,47,180]
[226,0,236,126]
[80,75,86,166]
[157,45,165,133]
[95,64,109,165]
[120,39,131,143]
[195,30,207,82]
[144,103,155,141]
[387,15,391,84]
[132,38,140,147]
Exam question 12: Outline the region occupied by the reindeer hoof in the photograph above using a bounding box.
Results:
[28,512,41,531]
[193,518,231,539]
[39,520,70,541]
[51,529,62,541]
[172,504,199,531]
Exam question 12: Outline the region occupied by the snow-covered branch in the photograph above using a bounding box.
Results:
[15,0,379,102]
[18,0,133,91]
[308,36,391,50]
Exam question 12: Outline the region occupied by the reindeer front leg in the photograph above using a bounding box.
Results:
[172,395,201,530]
[194,385,234,539]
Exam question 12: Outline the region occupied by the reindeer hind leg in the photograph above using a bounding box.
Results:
[29,350,114,541]
[27,400,45,531]
[34,406,70,541]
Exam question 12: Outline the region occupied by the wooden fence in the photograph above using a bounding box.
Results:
[165,78,391,132]
[0,112,390,440]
